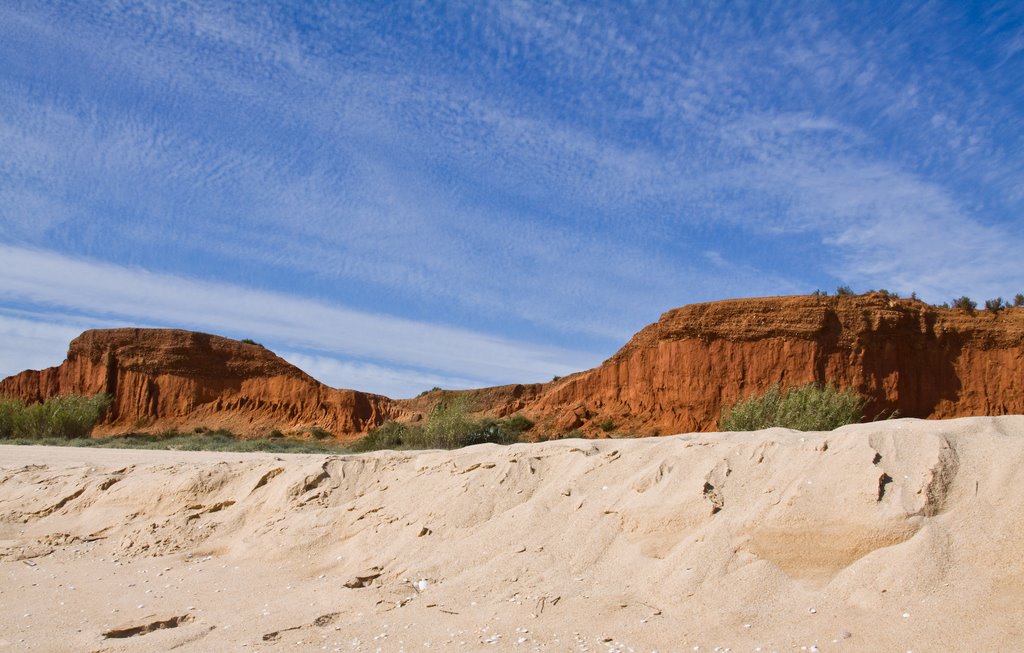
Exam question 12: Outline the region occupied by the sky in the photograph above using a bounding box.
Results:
[1,1,1023,398]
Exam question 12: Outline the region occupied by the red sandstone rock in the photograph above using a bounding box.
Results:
[2,294,1021,441]
[0,328,400,438]
[520,293,1024,435]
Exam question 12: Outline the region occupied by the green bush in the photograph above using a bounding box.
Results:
[985,297,1004,314]
[599,418,615,432]
[306,426,333,440]
[835,285,854,296]
[719,383,865,432]
[1014,293,1024,307]
[352,397,525,452]
[46,394,112,438]
[350,420,417,452]
[502,414,535,434]
[0,398,22,439]
[952,296,977,313]
[0,394,110,439]
[423,396,475,448]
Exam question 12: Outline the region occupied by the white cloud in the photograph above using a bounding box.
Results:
[279,352,478,399]
[0,245,598,392]
[708,113,1024,303]
[0,90,690,342]
[0,313,89,374]
[3,0,1022,358]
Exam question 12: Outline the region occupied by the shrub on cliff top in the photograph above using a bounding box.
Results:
[0,393,110,439]
[952,296,977,313]
[985,298,1005,314]
[719,383,865,432]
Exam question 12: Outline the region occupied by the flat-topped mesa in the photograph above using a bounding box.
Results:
[525,293,1024,435]
[0,328,399,438]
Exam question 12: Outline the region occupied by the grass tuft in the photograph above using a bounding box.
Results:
[3,428,351,454]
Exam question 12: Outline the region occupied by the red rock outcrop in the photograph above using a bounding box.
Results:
[520,294,1024,435]
[3,294,1022,441]
[0,328,400,438]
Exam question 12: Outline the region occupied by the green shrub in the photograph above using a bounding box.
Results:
[835,285,854,296]
[352,397,525,452]
[350,420,420,452]
[719,383,865,432]
[985,297,1004,314]
[952,296,977,313]
[46,394,112,438]
[0,394,110,439]
[307,426,332,440]
[599,419,615,432]
[0,397,22,439]
[240,338,261,346]
[502,414,535,434]
[1015,293,1024,307]
[422,396,473,448]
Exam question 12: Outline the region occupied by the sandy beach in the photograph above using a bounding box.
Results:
[2,416,1022,652]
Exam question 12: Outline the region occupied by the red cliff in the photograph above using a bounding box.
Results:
[0,328,399,438]
[2,294,1022,441]
[523,293,1024,435]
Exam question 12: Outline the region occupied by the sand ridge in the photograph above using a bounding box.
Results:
[1,416,1022,651]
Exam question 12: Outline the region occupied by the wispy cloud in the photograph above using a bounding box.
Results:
[278,352,478,400]
[2,0,1022,381]
[0,245,596,395]
[0,312,101,376]
[710,114,1024,301]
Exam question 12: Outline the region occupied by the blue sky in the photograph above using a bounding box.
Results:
[2,1,1022,398]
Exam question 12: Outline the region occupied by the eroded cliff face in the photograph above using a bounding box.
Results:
[2,294,1022,441]
[0,328,400,438]
[522,294,1024,435]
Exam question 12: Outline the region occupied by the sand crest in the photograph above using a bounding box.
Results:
[1,416,1022,651]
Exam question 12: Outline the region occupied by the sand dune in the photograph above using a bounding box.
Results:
[2,416,1023,651]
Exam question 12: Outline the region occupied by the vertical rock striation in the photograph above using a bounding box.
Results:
[2,294,1021,440]
[525,294,1024,434]
[0,328,399,437]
